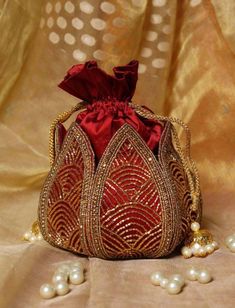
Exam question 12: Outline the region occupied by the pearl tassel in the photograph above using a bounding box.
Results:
[181,222,219,258]
[40,261,85,299]
[23,221,43,242]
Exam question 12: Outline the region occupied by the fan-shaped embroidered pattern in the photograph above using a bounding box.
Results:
[99,139,162,258]
[39,124,95,255]
[47,136,84,250]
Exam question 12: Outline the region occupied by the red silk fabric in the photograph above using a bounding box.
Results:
[59,60,162,159]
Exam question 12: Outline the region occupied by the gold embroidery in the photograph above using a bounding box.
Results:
[39,104,202,259]
[38,123,95,256]
[90,123,171,258]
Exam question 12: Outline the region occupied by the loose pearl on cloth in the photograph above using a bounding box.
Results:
[166,281,182,295]
[55,281,70,296]
[160,278,169,289]
[40,284,56,299]
[228,241,235,252]
[169,274,185,288]
[186,267,212,284]
[150,272,164,286]
[68,262,85,285]
[52,273,68,284]
[150,272,185,295]
[150,267,212,296]
[197,270,212,284]
[69,271,84,285]
[225,234,235,252]
[39,261,85,299]
[225,234,235,247]
[186,267,199,281]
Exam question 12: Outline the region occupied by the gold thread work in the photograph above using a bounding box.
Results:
[37,101,202,259]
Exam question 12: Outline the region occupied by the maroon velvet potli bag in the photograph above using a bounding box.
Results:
[38,60,202,259]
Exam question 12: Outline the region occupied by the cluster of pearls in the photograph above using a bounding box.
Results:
[150,272,185,295]
[186,267,212,284]
[181,241,218,258]
[151,267,213,295]
[39,261,85,299]
[225,234,235,252]
[23,230,42,242]
[23,221,43,242]
[181,222,219,258]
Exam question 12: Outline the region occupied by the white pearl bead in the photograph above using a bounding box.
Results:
[30,235,37,242]
[57,264,71,275]
[169,274,185,288]
[160,278,169,289]
[191,222,200,232]
[52,273,67,284]
[198,247,207,257]
[205,244,214,254]
[55,281,70,296]
[181,246,192,258]
[166,280,182,295]
[186,267,199,281]
[150,272,164,286]
[37,233,43,240]
[225,235,235,247]
[69,271,84,285]
[229,240,235,252]
[211,241,219,250]
[23,231,32,241]
[197,270,212,284]
[192,243,201,256]
[40,283,56,299]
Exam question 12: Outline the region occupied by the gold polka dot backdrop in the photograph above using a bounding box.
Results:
[41,0,172,67]
[38,0,178,112]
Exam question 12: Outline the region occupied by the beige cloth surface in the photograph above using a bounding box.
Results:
[0,0,235,307]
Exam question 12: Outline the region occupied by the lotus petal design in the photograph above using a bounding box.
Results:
[38,121,199,259]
